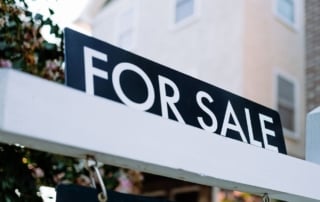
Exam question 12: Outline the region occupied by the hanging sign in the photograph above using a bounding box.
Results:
[56,184,172,202]
[64,28,287,154]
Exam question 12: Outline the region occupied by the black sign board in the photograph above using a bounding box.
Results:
[64,28,287,154]
[56,184,172,202]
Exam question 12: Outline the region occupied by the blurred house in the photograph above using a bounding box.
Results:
[74,0,320,201]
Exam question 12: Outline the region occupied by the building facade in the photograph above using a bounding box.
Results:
[80,0,306,159]
[76,0,310,201]
[305,0,320,112]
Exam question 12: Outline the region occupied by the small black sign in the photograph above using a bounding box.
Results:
[64,28,287,154]
[56,184,171,202]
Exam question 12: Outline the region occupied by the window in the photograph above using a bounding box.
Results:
[118,29,133,49]
[175,0,195,23]
[275,0,295,26]
[116,8,135,50]
[276,74,296,134]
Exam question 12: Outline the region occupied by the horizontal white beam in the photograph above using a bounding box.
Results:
[1,69,320,202]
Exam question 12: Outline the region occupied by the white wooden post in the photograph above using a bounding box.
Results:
[306,107,320,164]
[1,69,320,202]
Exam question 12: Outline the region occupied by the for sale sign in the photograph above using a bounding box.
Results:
[64,28,287,154]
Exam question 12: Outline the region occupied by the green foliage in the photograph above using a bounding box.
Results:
[0,0,64,82]
[0,143,122,202]
[0,144,42,202]
[0,1,142,201]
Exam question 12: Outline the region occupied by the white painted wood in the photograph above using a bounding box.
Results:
[306,107,320,164]
[1,69,320,202]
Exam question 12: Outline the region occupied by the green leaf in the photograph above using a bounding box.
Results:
[49,8,54,15]
[34,13,43,21]
[18,0,29,8]
[50,24,59,34]
[42,18,52,26]
[23,1,29,9]
[25,10,32,17]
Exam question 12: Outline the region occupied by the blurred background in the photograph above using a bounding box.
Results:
[1,0,320,202]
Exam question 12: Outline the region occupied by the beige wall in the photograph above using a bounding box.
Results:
[92,0,245,95]
[90,0,306,158]
[243,0,305,158]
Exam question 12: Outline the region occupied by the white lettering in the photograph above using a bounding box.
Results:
[158,75,185,124]
[259,114,279,152]
[112,63,155,111]
[245,108,262,147]
[196,91,218,133]
[83,46,108,95]
[221,101,248,143]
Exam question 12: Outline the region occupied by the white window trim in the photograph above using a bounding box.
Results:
[114,1,140,51]
[272,0,299,31]
[170,0,201,31]
[273,69,300,139]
